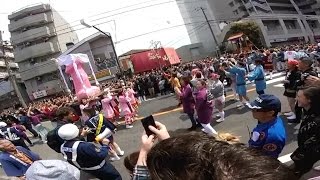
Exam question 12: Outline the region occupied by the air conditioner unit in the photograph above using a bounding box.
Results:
[25,42,30,46]
[43,37,49,42]
[30,58,35,63]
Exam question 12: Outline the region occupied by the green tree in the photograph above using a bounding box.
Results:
[226,21,264,49]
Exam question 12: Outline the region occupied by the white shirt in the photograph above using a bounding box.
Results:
[284,51,297,61]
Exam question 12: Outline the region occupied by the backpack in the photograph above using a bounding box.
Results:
[47,127,64,153]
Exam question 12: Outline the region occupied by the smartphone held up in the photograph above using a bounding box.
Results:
[141,115,157,136]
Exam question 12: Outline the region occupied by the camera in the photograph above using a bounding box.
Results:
[301,73,310,81]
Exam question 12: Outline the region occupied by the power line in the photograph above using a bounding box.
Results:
[164,23,206,47]
[168,25,208,47]
[9,0,204,45]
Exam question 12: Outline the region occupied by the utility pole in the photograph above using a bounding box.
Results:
[199,7,220,57]
[1,41,27,108]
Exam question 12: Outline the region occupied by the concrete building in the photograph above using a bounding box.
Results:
[175,43,207,63]
[8,3,78,100]
[0,44,28,110]
[176,0,234,56]
[227,0,320,46]
[59,32,118,84]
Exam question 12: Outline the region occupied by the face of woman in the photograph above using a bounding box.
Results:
[196,81,203,90]
[297,90,310,108]
[180,80,185,86]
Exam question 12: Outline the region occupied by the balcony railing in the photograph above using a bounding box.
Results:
[11,26,56,45]
[9,13,53,32]
[14,41,59,63]
[287,29,303,34]
[8,4,51,20]
[20,60,58,81]
[267,29,285,35]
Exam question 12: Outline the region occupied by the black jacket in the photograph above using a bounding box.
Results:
[291,109,320,175]
[283,69,301,98]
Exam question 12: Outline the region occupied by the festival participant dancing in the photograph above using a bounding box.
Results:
[195,80,217,135]
[118,90,134,129]
[178,76,197,130]
[247,58,266,95]
[207,73,225,123]
[101,89,116,122]
[126,82,139,116]
[222,61,250,107]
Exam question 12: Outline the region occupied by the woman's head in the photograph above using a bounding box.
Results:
[82,107,96,118]
[124,151,140,175]
[146,132,296,180]
[287,60,298,71]
[196,80,206,90]
[81,98,88,105]
[181,76,191,86]
[209,73,219,81]
[297,86,320,113]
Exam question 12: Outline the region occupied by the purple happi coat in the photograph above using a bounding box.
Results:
[180,84,195,114]
[195,88,213,124]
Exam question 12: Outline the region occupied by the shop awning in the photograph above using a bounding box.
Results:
[227,33,244,41]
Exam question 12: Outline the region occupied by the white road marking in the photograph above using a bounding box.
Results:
[273,83,284,88]
[278,153,293,163]
[251,76,285,86]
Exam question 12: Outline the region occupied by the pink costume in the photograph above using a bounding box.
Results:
[101,95,115,119]
[119,95,134,125]
[126,88,137,105]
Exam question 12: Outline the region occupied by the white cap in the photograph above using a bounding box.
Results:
[58,124,79,140]
[26,160,80,180]
[318,43,320,47]
[0,122,7,127]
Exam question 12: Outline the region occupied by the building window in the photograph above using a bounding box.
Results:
[229,1,235,7]
[233,10,239,15]
[36,76,43,85]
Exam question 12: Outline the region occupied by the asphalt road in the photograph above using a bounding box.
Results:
[2,73,315,179]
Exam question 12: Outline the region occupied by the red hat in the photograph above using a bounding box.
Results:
[288,60,298,66]
[210,73,220,79]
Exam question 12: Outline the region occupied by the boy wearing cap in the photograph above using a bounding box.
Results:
[248,94,286,158]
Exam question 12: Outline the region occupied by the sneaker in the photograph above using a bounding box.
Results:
[126,125,133,129]
[236,104,243,108]
[216,118,224,123]
[117,150,125,156]
[201,128,208,134]
[287,114,296,120]
[284,112,294,116]
[42,141,47,144]
[244,102,251,107]
[215,114,221,118]
[110,156,121,161]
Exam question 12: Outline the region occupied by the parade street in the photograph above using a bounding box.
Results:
[0,73,306,179]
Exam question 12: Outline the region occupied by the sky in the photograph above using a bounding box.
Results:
[0,0,191,55]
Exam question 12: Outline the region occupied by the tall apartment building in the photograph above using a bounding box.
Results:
[176,0,233,56]
[0,40,29,109]
[8,4,78,100]
[228,0,320,46]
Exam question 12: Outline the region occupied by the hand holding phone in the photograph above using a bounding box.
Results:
[141,115,156,136]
